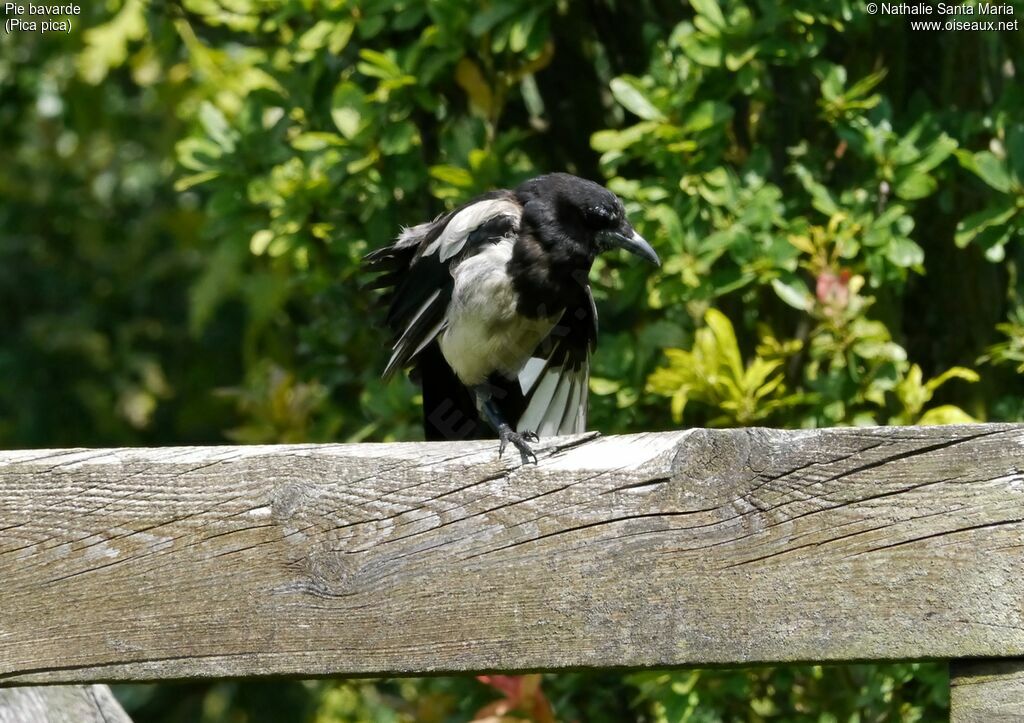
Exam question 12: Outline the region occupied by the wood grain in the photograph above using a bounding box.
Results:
[2,425,1023,684]
[951,659,1024,722]
[0,685,131,722]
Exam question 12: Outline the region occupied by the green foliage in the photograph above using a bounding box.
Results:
[5,0,1024,719]
[647,308,808,425]
[980,306,1024,373]
[955,122,1024,262]
[626,663,949,723]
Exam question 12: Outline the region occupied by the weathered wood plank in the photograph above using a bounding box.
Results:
[1,425,1023,684]
[951,659,1024,722]
[0,685,132,723]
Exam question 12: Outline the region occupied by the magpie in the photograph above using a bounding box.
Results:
[364,172,660,462]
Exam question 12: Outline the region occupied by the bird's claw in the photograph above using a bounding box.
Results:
[498,426,539,464]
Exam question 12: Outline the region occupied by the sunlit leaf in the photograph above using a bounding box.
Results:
[918,405,978,425]
[954,200,1017,248]
[771,277,814,311]
[961,150,1012,193]
[610,77,664,121]
[455,59,494,118]
[689,0,725,29]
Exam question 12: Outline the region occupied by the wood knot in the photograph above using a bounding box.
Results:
[272,481,312,521]
[670,428,761,500]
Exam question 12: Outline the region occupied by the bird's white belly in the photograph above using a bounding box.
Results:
[440,241,558,385]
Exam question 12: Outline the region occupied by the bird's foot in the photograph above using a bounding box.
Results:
[498,426,539,465]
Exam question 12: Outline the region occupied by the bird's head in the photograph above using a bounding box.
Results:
[515,173,661,268]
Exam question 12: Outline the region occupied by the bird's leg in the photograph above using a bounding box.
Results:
[472,384,539,464]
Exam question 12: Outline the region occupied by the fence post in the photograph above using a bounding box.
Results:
[950,659,1024,722]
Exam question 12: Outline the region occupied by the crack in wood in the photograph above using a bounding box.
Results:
[722,521,897,569]
[817,428,1007,487]
[848,518,1024,558]
[600,477,671,495]
[460,509,720,561]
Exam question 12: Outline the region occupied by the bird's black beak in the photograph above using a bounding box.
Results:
[597,224,660,267]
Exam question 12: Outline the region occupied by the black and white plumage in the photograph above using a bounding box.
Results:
[364,173,660,462]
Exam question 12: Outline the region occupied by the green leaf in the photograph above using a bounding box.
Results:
[174,170,219,191]
[885,237,924,268]
[331,82,366,139]
[677,27,723,66]
[332,110,361,140]
[690,0,725,29]
[357,14,386,39]
[911,133,957,175]
[176,137,223,171]
[509,9,541,54]
[199,102,236,152]
[680,100,732,134]
[894,172,936,200]
[346,151,379,174]
[591,122,659,153]
[290,132,343,151]
[357,49,404,79]
[589,377,621,395]
[328,20,355,54]
[918,405,978,426]
[791,163,840,216]
[429,164,474,187]
[379,122,418,155]
[455,59,494,118]
[771,277,814,311]
[298,20,334,52]
[845,67,888,101]
[609,77,664,121]
[703,308,744,382]
[924,366,979,393]
[954,199,1017,248]
[853,340,907,362]
[249,229,273,255]
[725,45,758,71]
[742,357,783,395]
[977,225,1013,263]
[963,150,1012,193]
[817,63,846,102]
[76,0,147,84]
[1007,123,1024,185]
[520,74,545,119]
[469,4,518,35]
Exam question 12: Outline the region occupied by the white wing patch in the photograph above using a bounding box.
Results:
[422,198,521,261]
[560,370,587,431]
[515,285,596,436]
[518,357,547,393]
[516,356,589,437]
[392,288,440,348]
[397,221,433,247]
[383,288,446,378]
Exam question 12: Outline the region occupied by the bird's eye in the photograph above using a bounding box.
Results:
[584,204,617,227]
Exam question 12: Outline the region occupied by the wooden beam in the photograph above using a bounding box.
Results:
[2,425,1023,684]
[951,659,1024,721]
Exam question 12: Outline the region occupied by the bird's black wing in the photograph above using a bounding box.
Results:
[363,191,522,378]
[512,284,597,437]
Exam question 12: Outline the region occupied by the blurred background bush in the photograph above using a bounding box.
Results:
[2,0,1022,719]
